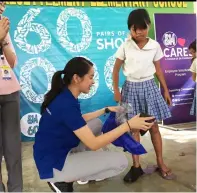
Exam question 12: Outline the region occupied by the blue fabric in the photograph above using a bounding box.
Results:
[33,88,86,179]
[102,112,147,155]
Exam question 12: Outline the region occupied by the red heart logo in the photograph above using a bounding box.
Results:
[178,38,186,47]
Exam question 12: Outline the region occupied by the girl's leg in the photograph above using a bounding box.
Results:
[131,131,140,168]
[123,130,144,183]
[149,123,173,178]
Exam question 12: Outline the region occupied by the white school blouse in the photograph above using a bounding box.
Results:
[115,36,164,82]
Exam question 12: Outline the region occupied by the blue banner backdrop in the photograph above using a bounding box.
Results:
[4,5,194,141]
[7,6,129,141]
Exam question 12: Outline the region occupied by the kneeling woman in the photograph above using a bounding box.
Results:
[33,57,154,192]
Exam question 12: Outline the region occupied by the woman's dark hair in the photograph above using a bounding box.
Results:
[41,57,93,114]
[127,9,151,31]
[189,39,196,52]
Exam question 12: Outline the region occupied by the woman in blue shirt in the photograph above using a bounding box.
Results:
[33,57,154,192]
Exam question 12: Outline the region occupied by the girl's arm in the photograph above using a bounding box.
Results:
[154,60,172,106]
[191,72,196,82]
[113,42,125,102]
[113,58,124,102]
[190,59,196,82]
[113,58,124,92]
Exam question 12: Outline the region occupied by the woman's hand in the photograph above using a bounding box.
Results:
[128,114,155,131]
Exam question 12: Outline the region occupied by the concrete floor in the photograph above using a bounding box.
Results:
[1,127,196,192]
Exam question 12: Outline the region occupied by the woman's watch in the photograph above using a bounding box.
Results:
[104,107,111,114]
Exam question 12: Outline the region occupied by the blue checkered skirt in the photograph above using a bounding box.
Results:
[190,89,196,116]
[121,79,171,121]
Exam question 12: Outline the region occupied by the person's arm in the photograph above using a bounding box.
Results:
[113,58,124,93]
[63,104,154,151]
[190,59,196,82]
[82,108,105,122]
[0,17,9,43]
[154,60,168,91]
[74,115,154,151]
[154,60,172,106]
[112,43,125,102]
[2,33,17,68]
[191,72,196,82]
[153,43,172,106]
[82,106,121,122]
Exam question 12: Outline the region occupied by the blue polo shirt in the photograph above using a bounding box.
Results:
[33,88,86,179]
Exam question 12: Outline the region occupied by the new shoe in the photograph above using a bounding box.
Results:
[123,166,144,183]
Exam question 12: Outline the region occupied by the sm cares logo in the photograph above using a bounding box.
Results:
[162,31,177,48]
[162,31,191,61]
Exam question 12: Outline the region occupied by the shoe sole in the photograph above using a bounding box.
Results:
[77,179,105,185]
[47,182,61,192]
[95,179,105,182]
[77,181,89,185]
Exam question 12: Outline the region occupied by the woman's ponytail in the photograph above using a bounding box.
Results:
[40,57,94,114]
[40,71,64,114]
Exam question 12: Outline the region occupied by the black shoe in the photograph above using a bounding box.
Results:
[123,166,144,183]
[47,182,73,192]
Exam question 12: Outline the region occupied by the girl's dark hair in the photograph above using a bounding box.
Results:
[41,57,93,114]
[189,39,196,52]
[127,9,151,31]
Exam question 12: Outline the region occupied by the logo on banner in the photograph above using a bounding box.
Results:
[162,31,191,60]
[20,113,41,137]
[162,31,177,48]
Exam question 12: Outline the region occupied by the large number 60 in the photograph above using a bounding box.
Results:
[14,8,51,54]
[57,8,92,53]
[20,57,56,103]
[15,8,94,103]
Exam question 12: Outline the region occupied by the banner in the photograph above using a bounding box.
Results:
[154,14,196,125]
[4,3,194,141]
[5,1,189,8]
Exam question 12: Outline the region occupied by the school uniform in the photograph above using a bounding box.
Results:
[115,37,171,121]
